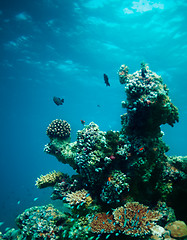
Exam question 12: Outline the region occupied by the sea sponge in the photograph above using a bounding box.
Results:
[46,119,71,140]
[35,170,63,189]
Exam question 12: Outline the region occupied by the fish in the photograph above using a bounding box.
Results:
[81,120,85,125]
[97,104,101,107]
[17,200,21,205]
[33,197,38,201]
[53,96,64,106]
[139,147,144,151]
[104,73,110,86]
[0,222,4,227]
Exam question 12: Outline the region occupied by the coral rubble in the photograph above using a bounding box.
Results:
[2,63,187,240]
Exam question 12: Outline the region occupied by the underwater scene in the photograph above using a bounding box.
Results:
[0,0,187,239]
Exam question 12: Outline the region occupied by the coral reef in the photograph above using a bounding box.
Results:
[2,63,187,240]
[15,205,66,239]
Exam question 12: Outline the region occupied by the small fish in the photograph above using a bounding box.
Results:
[139,147,144,151]
[17,200,21,205]
[97,104,101,107]
[33,197,38,201]
[0,222,4,227]
[104,73,110,86]
[53,96,64,106]
[81,120,85,125]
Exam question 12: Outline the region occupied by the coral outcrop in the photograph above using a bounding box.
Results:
[2,63,186,240]
[46,119,71,140]
[15,205,66,239]
[35,170,63,188]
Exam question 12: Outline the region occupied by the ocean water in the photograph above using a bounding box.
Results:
[0,0,187,233]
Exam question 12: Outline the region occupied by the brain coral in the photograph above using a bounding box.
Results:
[46,119,71,140]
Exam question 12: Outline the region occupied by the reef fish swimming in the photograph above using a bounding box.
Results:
[53,96,64,106]
[104,73,110,86]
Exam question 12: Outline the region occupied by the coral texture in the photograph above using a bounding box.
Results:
[165,221,187,238]
[46,119,71,140]
[16,205,65,239]
[35,170,63,188]
[65,189,92,207]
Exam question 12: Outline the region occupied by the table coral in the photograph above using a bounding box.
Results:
[113,202,162,237]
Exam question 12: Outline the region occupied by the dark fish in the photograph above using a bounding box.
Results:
[81,120,85,125]
[97,104,101,107]
[104,73,110,86]
[53,96,64,106]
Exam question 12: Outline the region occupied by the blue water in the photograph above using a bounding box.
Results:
[0,0,186,233]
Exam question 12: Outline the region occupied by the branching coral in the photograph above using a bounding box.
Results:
[65,189,92,207]
[112,202,162,237]
[90,212,116,234]
[35,170,63,189]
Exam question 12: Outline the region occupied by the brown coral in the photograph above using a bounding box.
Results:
[35,170,63,189]
[112,202,162,237]
[65,189,92,207]
[165,221,187,238]
[46,119,71,140]
[90,213,116,234]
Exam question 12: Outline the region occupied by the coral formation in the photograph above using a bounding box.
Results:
[35,170,63,188]
[2,63,187,240]
[100,170,129,204]
[90,212,116,234]
[112,202,162,237]
[15,205,65,239]
[65,189,92,207]
[46,119,71,140]
[165,221,187,238]
[44,139,77,169]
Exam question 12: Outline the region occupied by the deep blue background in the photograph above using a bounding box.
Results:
[0,0,186,232]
